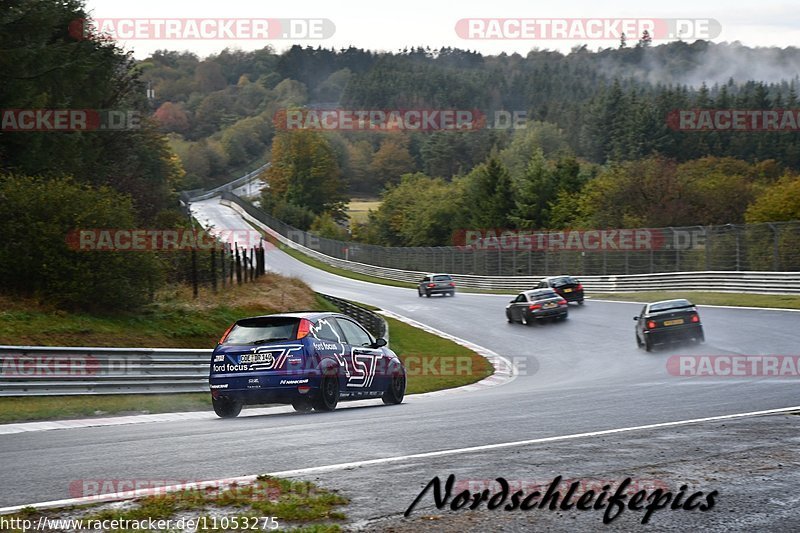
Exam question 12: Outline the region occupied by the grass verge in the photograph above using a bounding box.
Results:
[3,476,346,532]
[593,291,800,310]
[0,274,320,348]
[384,316,493,394]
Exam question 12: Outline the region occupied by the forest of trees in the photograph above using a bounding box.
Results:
[135,40,800,247]
[142,41,800,192]
[1,0,188,309]
[4,0,800,273]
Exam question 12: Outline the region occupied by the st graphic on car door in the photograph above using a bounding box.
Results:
[309,316,349,387]
[334,317,384,394]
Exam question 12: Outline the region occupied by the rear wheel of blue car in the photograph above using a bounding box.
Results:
[212,396,242,418]
[313,374,340,411]
[383,370,406,405]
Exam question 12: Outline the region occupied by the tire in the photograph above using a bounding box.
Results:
[291,398,313,412]
[212,396,242,418]
[312,374,339,412]
[417,288,423,297]
[425,291,431,298]
[636,332,643,348]
[696,330,705,343]
[578,300,584,306]
[382,369,406,405]
[560,313,568,320]
[521,314,533,326]
[506,312,513,323]
[449,291,456,297]
[644,337,653,352]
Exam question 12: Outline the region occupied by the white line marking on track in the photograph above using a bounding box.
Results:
[3,404,798,515]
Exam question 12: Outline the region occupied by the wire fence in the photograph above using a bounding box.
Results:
[223,192,800,276]
[159,241,268,298]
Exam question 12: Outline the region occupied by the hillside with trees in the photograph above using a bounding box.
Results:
[4,1,800,264]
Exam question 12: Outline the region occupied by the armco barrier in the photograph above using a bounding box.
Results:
[0,296,389,397]
[180,164,269,205]
[223,194,800,294]
[0,346,211,396]
[318,293,389,342]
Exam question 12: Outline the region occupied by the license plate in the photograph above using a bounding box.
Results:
[563,288,572,293]
[544,302,556,308]
[240,353,273,363]
[664,319,684,326]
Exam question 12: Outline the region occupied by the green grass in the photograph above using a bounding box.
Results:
[346,199,381,224]
[0,274,320,348]
[384,316,493,393]
[51,476,348,532]
[4,477,347,532]
[593,291,800,309]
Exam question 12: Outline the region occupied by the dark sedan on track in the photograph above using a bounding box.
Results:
[535,275,585,304]
[634,299,705,351]
[506,289,569,325]
[209,312,406,417]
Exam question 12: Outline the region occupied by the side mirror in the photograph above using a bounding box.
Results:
[509,299,516,304]
[372,338,387,348]
[633,316,639,321]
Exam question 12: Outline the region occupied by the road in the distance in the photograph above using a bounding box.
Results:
[0,198,797,509]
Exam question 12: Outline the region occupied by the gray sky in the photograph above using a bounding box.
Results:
[83,0,800,59]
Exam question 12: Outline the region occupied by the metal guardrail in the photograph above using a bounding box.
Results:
[0,298,388,397]
[0,346,211,396]
[180,164,269,205]
[318,293,389,342]
[225,196,800,294]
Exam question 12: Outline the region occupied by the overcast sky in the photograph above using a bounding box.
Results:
[83,0,800,59]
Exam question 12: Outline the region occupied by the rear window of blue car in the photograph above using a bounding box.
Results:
[223,317,300,345]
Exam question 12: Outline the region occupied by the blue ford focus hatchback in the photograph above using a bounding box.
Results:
[209,312,406,417]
